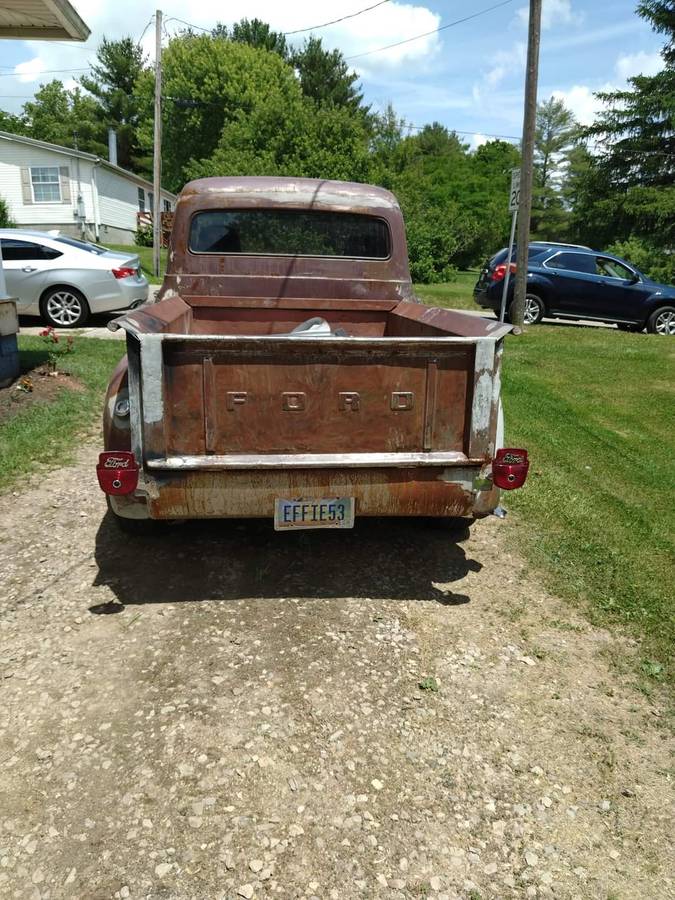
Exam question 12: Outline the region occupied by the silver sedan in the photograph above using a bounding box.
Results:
[0,229,149,327]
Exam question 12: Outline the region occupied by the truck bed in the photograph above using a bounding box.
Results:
[109,294,510,519]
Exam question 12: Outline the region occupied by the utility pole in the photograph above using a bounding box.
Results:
[511,0,542,330]
[152,9,162,278]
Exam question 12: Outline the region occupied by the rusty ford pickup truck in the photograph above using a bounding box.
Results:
[97,176,529,532]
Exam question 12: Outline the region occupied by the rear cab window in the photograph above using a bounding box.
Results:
[189,209,391,259]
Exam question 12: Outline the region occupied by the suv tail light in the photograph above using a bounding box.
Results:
[112,266,137,279]
[492,448,529,490]
[491,262,517,282]
[96,451,139,495]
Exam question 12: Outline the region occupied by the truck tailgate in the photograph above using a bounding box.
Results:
[138,336,480,460]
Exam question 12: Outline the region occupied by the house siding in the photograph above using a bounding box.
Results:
[0,134,175,245]
[0,139,85,227]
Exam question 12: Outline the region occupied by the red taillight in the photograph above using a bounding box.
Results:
[96,451,139,495]
[492,448,529,490]
[112,266,137,279]
[490,262,517,282]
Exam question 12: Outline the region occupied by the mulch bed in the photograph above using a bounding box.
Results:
[0,365,84,425]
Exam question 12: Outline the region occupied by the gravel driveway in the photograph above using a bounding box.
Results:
[0,444,672,900]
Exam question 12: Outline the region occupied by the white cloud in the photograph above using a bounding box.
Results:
[482,42,526,89]
[0,1,441,111]
[13,57,46,83]
[552,83,611,126]
[615,50,662,81]
[518,0,582,31]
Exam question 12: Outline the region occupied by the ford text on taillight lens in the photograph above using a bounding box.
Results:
[492,448,529,490]
[490,263,517,282]
[96,451,139,495]
[112,267,137,279]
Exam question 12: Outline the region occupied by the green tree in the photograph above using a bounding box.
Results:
[292,37,366,114]
[186,83,370,183]
[215,18,289,59]
[369,103,408,187]
[531,96,578,238]
[137,34,308,192]
[0,109,27,135]
[80,37,148,172]
[22,81,103,153]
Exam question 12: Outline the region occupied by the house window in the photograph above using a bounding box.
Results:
[30,166,61,203]
[148,191,154,211]
[163,199,171,212]
[138,187,145,211]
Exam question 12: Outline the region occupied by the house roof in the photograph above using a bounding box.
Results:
[0,130,176,198]
[0,0,89,40]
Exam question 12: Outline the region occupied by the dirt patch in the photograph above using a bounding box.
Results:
[0,364,84,424]
[0,444,672,900]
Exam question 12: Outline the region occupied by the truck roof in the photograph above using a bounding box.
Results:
[180,176,401,213]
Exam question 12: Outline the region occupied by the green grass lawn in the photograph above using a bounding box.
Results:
[0,337,125,488]
[501,327,674,683]
[414,271,478,310]
[104,243,167,284]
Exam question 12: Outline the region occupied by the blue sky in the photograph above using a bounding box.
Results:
[0,0,665,149]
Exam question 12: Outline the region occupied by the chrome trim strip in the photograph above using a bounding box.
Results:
[146,451,474,470]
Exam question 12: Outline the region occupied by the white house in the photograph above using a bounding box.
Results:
[0,130,176,245]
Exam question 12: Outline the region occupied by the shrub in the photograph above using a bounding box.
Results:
[134,224,154,247]
[0,195,15,228]
[607,237,675,285]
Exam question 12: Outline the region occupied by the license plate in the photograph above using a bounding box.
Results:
[274,497,355,531]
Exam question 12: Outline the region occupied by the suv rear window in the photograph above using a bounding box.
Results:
[490,246,550,266]
[189,210,391,259]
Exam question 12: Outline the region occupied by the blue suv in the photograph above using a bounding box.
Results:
[473,242,675,334]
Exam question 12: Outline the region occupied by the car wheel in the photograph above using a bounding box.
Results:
[508,293,545,325]
[646,306,675,335]
[40,287,90,328]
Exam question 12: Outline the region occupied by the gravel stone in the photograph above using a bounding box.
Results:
[0,443,669,900]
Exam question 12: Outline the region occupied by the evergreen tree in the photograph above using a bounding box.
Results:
[581,1,675,248]
[80,37,148,172]
[292,37,367,115]
[531,96,578,239]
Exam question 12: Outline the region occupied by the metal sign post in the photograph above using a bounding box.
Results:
[499,168,520,323]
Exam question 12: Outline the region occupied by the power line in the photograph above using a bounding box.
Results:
[137,15,156,46]
[284,1,392,35]
[0,67,91,78]
[163,16,210,34]
[346,0,516,60]
[165,2,394,39]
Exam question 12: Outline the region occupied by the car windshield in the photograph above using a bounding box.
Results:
[53,236,107,255]
[189,210,391,259]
